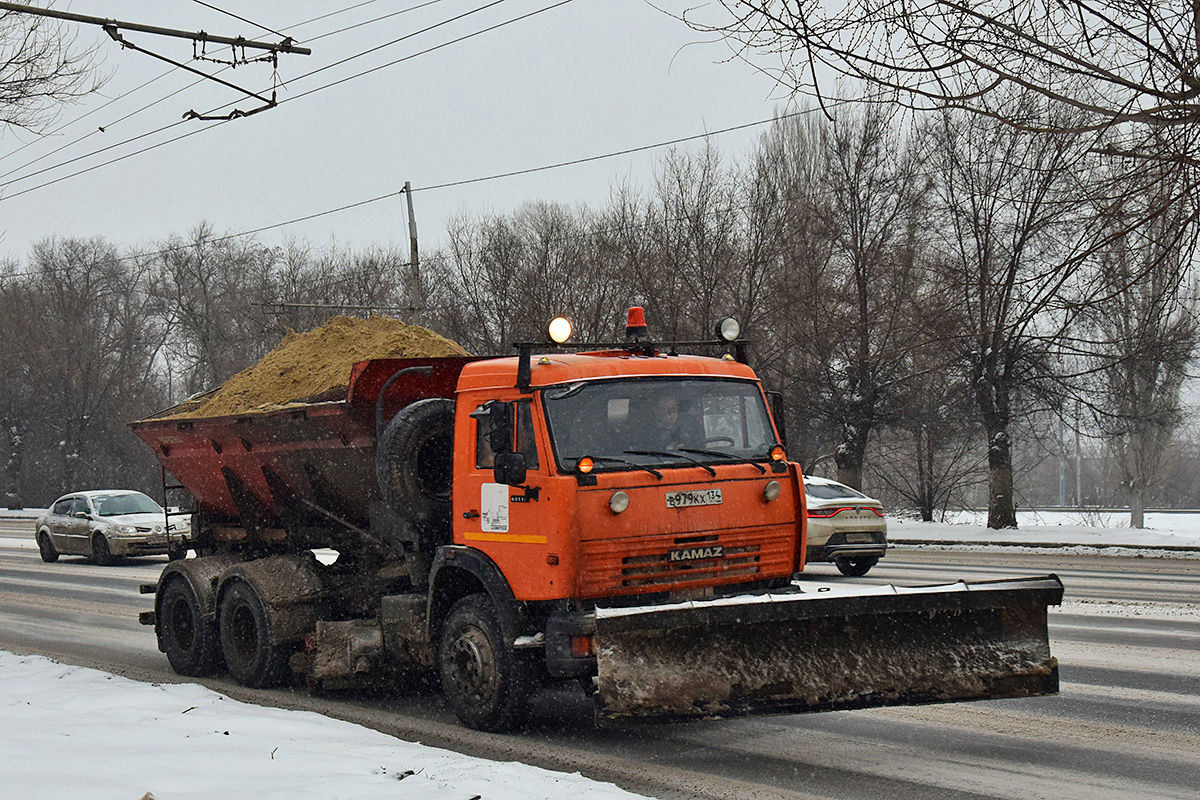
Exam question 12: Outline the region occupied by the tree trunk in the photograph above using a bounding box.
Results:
[1129,491,1146,529]
[834,435,866,491]
[986,428,1018,529]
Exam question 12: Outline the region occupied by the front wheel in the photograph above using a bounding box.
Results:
[836,556,879,577]
[91,534,114,566]
[159,578,222,676]
[438,593,536,732]
[37,531,59,563]
[218,580,293,688]
[168,542,188,561]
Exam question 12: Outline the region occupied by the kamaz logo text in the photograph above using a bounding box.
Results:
[668,545,724,562]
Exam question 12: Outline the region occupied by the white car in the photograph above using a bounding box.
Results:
[35,490,191,565]
[803,475,888,576]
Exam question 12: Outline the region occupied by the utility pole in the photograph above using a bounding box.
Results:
[403,181,423,323]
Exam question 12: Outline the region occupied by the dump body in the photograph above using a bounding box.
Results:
[131,357,476,536]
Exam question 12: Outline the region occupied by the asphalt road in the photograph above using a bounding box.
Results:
[1,542,1197,800]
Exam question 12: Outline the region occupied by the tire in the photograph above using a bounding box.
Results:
[376,398,455,541]
[91,534,114,566]
[439,593,536,732]
[37,531,59,563]
[159,577,222,676]
[218,580,293,688]
[168,542,188,561]
[836,556,879,577]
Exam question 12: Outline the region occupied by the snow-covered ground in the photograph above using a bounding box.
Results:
[889,510,1200,557]
[0,650,647,800]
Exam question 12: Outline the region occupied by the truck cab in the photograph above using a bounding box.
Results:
[450,351,804,605]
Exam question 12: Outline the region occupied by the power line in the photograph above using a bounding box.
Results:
[0,0,571,200]
[4,106,822,268]
[188,0,286,40]
[0,0,516,193]
[0,0,397,167]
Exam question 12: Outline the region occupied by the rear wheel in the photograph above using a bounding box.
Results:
[159,578,222,676]
[439,593,536,732]
[836,556,879,577]
[218,580,293,688]
[37,531,59,563]
[91,534,114,566]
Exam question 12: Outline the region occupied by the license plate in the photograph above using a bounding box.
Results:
[845,532,874,543]
[665,488,722,509]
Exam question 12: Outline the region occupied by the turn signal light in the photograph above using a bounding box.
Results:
[577,456,595,474]
[769,444,786,462]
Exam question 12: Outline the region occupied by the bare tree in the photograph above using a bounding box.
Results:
[1083,161,1200,527]
[153,223,281,396]
[0,237,167,503]
[685,2,1200,154]
[749,107,930,487]
[926,98,1096,528]
[1,9,102,131]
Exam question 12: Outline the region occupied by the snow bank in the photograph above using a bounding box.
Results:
[0,651,647,800]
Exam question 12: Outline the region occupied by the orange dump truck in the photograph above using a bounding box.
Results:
[134,312,1062,730]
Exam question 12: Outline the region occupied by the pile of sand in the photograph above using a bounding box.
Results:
[164,316,469,419]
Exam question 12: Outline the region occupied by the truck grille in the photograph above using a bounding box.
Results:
[578,527,794,598]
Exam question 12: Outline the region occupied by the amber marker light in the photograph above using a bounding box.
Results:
[769,444,787,462]
[577,456,595,474]
[548,316,572,344]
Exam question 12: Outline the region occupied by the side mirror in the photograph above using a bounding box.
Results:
[74,511,91,520]
[494,452,527,487]
[766,391,788,448]
[471,400,515,455]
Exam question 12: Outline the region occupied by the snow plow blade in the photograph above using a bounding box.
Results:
[593,575,1063,725]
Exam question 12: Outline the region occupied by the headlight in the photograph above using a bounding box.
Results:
[609,491,630,514]
[115,524,138,536]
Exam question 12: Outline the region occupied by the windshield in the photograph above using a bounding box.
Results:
[542,377,776,472]
[805,482,867,500]
[94,493,162,516]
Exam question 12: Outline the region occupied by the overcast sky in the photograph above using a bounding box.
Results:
[0,0,789,263]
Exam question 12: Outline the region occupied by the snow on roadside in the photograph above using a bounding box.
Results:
[0,651,648,800]
[889,512,1200,555]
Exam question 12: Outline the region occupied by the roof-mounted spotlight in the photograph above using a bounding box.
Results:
[715,316,741,342]
[548,316,572,344]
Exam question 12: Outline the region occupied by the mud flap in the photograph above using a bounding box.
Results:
[593,575,1063,725]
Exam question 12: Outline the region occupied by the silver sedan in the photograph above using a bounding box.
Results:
[34,490,191,565]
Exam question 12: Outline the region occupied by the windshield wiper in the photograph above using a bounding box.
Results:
[678,448,767,474]
[582,455,663,479]
[624,450,717,476]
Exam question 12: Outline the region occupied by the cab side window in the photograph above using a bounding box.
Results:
[52,498,73,516]
[516,400,539,469]
[70,497,90,517]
